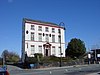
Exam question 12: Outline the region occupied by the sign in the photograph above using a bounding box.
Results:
[97,54,100,57]
[88,54,91,59]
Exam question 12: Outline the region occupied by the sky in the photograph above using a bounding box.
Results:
[0,0,100,57]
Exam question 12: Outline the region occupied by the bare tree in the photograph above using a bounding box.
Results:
[1,50,20,64]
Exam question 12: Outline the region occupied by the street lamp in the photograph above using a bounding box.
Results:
[59,22,65,67]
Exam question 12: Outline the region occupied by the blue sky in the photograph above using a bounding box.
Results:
[0,0,100,56]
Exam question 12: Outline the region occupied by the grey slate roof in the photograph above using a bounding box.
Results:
[23,18,59,26]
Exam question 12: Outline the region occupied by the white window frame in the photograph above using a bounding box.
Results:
[52,35,55,42]
[45,27,49,32]
[38,26,42,31]
[31,25,35,30]
[31,32,34,41]
[58,35,61,43]
[58,29,61,33]
[38,45,42,53]
[45,34,49,42]
[52,46,56,55]
[58,47,60,55]
[31,45,35,55]
[38,33,42,41]
[52,28,55,33]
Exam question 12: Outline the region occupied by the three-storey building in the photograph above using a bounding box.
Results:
[22,18,65,62]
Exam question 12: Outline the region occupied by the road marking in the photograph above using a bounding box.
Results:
[79,68,82,70]
[65,69,68,72]
[50,71,52,74]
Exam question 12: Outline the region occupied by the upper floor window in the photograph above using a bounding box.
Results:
[45,27,49,32]
[52,28,55,33]
[45,34,49,42]
[38,33,42,41]
[58,35,61,43]
[31,25,35,30]
[38,26,42,31]
[52,35,55,42]
[58,29,61,33]
[31,32,34,41]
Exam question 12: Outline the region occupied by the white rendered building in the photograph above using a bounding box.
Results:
[22,18,65,62]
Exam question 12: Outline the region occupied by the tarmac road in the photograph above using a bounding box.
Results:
[9,64,100,75]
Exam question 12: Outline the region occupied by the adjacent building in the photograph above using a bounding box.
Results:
[91,49,100,62]
[22,18,65,62]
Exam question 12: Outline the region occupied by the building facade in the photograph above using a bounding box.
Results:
[22,18,65,62]
[91,49,100,63]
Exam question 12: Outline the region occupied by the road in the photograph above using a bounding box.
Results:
[9,64,100,75]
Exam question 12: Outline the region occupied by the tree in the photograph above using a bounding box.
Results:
[7,51,20,62]
[1,50,9,64]
[34,53,43,63]
[0,57,3,65]
[25,53,43,64]
[2,50,20,63]
[66,38,86,58]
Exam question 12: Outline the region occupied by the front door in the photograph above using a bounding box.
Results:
[46,49,48,56]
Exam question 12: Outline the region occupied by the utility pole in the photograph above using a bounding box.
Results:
[95,49,97,64]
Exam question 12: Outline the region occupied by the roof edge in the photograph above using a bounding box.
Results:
[23,18,58,26]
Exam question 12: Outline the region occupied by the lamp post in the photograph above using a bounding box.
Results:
[59,22,65,67]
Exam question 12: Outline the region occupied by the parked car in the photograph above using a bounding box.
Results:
[0,67,9,75]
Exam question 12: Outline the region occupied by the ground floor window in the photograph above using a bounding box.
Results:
[31,45,35,55]
[52,46,56,55]
[38,45,42,53]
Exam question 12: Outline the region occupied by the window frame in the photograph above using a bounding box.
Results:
[58,35,61,43]
[31,45,35,55]
[38,45,42,53]
[45,27,49,32]
[38,26,42,31]
[58,29,61,33]
[38,33,42,41]
[45,34,49,42]
[52,35,55,42]
[31,32,35,41]
[52,28,55,33]
[52,46,56,55]
[58,46,61,55]
[31,25,35,30]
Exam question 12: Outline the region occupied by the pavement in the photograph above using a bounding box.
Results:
[7,65,22,71]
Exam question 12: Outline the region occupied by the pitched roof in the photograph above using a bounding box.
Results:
[23,18,58,26]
